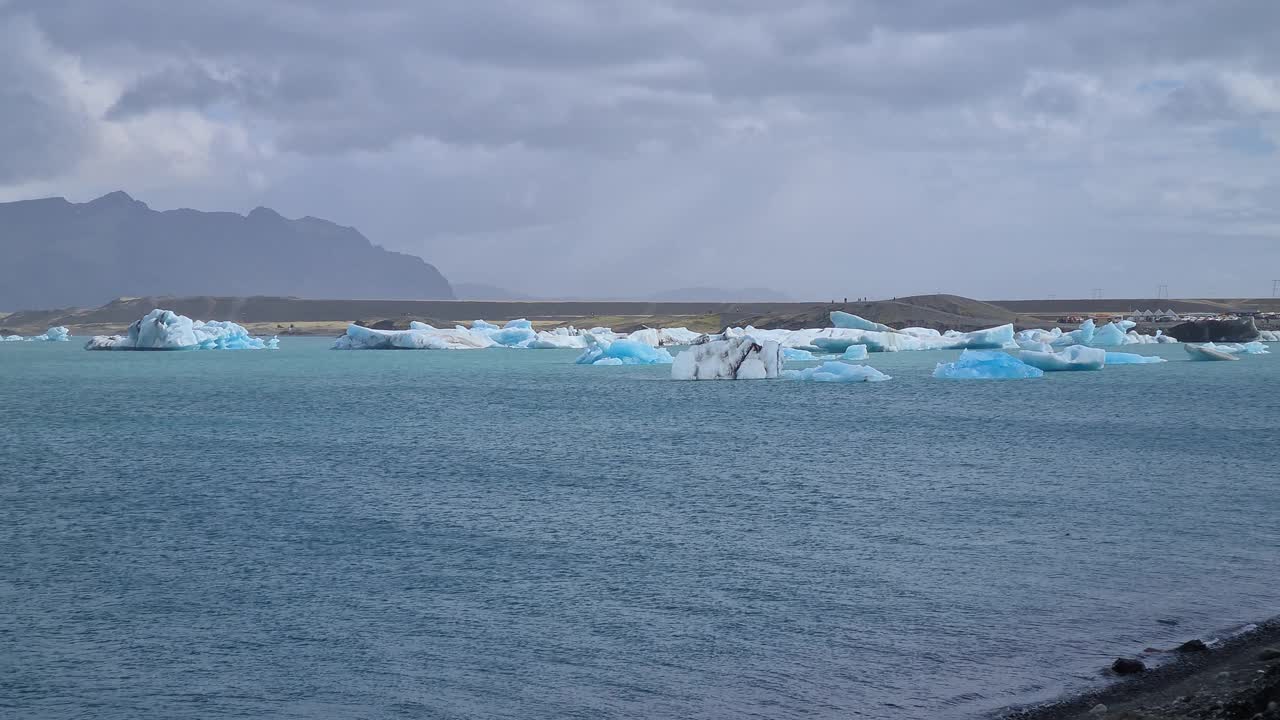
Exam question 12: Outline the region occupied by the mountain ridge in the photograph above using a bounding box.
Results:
[0,191,454,310]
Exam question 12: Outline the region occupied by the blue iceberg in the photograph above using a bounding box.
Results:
[85,309,278,350]
[784,361,891,383]
[933,350,1044,380]
[841,345,868,360]
[1104,352,1166,365]
[1088,322,1129,347]
[575,336,673,366]
[830,311,895,332]
[950,324,1015,350]
[1018,345,1105,372]
[471,319,500,331]
[782,347,816,361]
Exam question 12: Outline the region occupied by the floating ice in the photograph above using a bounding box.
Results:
[1259,330,1279,342]
[1088,322,1130,347]
[784,361,891,383]
[2,334,23,342]
[334,323,493,350]
[933,350,1044,380]
[1018,345,1105,372]
[26,326,71,342]
[1184,344,1238,361]
[1104,352,1166,365]
[830,311,895,332]
[86,309,278,350]
[575,335,673,365]
[471,319,500,331]
[503,319,533,330]
[841,345,868,360]
[1016,339,1054,353]
[1053,319,1096,347]
[672,337,782,380]
[782,347,816,361]
[1198,341,1269,355]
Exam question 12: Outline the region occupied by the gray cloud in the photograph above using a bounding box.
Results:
[2,0,1280,298]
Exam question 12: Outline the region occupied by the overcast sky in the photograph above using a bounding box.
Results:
[2,1,1278,300]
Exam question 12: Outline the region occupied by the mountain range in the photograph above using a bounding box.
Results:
[0,191,454,310]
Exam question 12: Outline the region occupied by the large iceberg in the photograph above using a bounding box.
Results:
[575,335,673,366]
[672,336,782,380]
[1088,322,1131,347]
[784,361,891,383]
[1018,345,1106,372]
[86,310,278,350]
[933,350,1044,380]
[1184,344,1238,361]
[1104,351,1167,365]
[27,326,71,342]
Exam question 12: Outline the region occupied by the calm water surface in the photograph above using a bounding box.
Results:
[2,339,1278,719]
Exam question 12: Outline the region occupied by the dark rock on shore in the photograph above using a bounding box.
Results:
[1167,317,1260,343]
[1177,639,1209,653]
[1113,658,1147,675]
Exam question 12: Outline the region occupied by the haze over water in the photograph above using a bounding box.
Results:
[3,340,1278,719]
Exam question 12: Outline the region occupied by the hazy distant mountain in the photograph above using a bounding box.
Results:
[451,282,534,301]
[0,191,453,311]
[646,286,793,302]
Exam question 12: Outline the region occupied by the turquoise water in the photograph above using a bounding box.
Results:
[3,339,1278,719]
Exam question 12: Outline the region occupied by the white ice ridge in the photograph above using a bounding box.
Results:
[1018,345,1106,372]
[85,309,278,350]
[672,336,782,380]
[784,361,891,383]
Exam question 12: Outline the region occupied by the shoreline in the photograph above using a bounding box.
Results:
[1001,619,1280,719]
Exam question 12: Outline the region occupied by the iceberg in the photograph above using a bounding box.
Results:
[1198,341,1269,355]
[1052,319,1096,347]
[3,334,24,342]
[575,336,673,366]
[86,309,278,350]
[841,345,868,360]
[1184,344,1238,361]
[782,347,816,361]
[471,319,500,331]
[27,326,71,342]
[1018,345,1106,372]
[1089,322,1130,347]
[503,319,533,330]
[784,361,891,383]
[334,323,494,350]
[830,311,895,332]
[671,336,782,380]
[933,350,1044,380]
[1259,330,1279,342]
[1104,352,1166,365]
[952,324,1016,350]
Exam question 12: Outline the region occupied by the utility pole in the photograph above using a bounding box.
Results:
[1273,279,1279,297]
[1157,284,1169,300]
